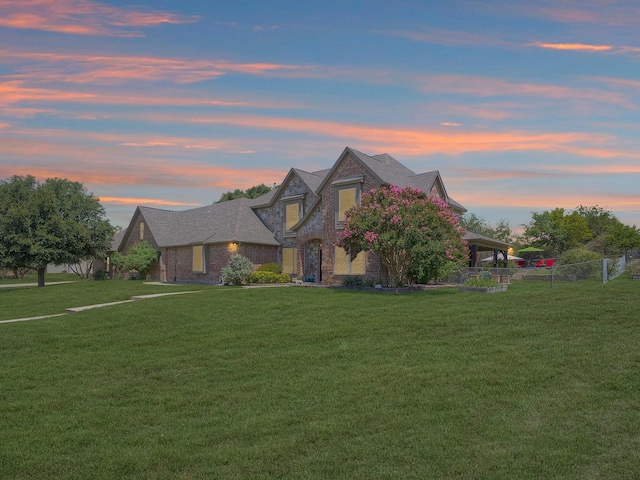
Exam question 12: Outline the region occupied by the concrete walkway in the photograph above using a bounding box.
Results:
[0,291,199,324]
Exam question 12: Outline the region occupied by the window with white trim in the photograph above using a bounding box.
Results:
[333,178,363,229]
[285,202,301,233]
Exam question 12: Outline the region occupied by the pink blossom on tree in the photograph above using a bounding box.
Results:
[335,185,468,287]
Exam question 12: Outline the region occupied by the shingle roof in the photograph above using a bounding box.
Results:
[250,168,329,209]
[110,229,126,251]
[248,187,278,207]
[349,148,418,189]
[131,147,466,249]
[464,231,511,249]
[343,148,465,210]
[294,168,327,193]
[139,200,279,248]
[447,197,466,212]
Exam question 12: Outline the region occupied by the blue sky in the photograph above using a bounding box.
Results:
[1,0,639,230]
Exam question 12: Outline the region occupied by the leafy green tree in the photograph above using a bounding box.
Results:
[574,205,619,239]
[573,205,621,254]
[109,251,126,279]
[0,175,113,287]
[459,213,490,237]
[336,185,467,287]
[521,208,592,257]
[493,219,514,244]
[123,241,158,279]
[246,184,272,199]
[218,189,246,203]
[460,213,513,243]
[560,247,601,279]
[217,184,272,203]
[221,254,254,285]
[603,223,640,258]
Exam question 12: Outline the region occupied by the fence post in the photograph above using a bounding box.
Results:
[602,258,607,284]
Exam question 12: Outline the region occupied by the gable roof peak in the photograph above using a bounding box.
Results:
[372,152,400,167]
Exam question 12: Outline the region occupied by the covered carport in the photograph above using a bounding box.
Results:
[464,231,511,268]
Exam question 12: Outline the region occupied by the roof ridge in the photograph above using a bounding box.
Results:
[139,205,177,213]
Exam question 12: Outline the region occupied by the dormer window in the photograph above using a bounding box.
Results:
[332,175,364,229]
[282,194,304,237]
[285,202,300,231]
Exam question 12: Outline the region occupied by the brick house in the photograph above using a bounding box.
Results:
[116,147,509,284]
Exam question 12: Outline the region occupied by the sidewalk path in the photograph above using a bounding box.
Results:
[0,291,199,324]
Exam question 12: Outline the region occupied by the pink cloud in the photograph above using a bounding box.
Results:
[5,107,640,164]
[486,2,640,27]
[0,81,97,105]
[454,190,640,215]
[529,42,640,57]
[439,103,526,121]
[2,49,309,85]
[0,80,302,112]
[0,157,286,191]
[2,48,629,116]
[0,0,198,37]
[530,42,612,52]
[161,112,636,159]
[592,77,640,90]
[413,74,629,107]
[0,130,287,189]
[98,197,203,207]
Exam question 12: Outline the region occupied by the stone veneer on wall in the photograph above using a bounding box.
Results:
[317,151,383,285]
[253,171,319,267]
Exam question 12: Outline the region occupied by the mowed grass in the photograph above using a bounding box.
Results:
[1,278,639,479]
[0,277,211,321]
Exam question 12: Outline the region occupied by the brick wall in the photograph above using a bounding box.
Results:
[162,243,277,284]
[253,172,318,248]
[120,210,161,280]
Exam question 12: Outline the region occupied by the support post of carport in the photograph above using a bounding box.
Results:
[469,244,478,267]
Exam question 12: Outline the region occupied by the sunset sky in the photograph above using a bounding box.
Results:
[1,0,639,230]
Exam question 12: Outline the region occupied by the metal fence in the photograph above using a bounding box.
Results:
[446,267,516,285]
[447,256,627,287]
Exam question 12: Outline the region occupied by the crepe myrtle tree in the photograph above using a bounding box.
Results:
[336,185,468,287]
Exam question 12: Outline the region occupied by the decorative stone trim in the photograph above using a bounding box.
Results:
[331,175,365,186]
[281,194,305,201]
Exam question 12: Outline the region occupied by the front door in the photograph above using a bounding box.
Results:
[304,240,322,282]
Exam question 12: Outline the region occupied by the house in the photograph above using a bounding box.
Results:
[116,147,510,284]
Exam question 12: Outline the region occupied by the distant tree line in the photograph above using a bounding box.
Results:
[460,205,640,260]
[217,184,272,203]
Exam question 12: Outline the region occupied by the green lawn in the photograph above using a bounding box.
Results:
[0,272,79,285]
[0,277,211,321]
[1,278,639,478]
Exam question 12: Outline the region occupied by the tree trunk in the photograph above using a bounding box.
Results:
[37,267,46,287]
